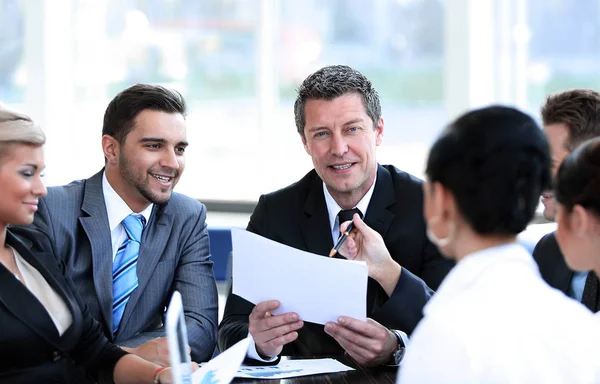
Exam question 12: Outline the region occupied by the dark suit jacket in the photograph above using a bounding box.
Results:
[533,232,574,295]
[12,170,218,362]
[0,231,127,384]
[218,164,454,357]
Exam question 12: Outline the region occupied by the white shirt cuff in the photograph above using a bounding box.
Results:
[246,334,279,362]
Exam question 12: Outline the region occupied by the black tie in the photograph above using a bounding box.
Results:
[337,208,363,236]
[581,271,599,312]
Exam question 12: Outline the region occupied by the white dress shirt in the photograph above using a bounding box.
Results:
[102,172,153,260]
[398,243,600,384]
[13,248,73,336]
[323,177,376,244]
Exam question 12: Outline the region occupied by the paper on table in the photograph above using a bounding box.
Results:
[192,336,250,384]
[231,228,368,325]
[236,358,355,379]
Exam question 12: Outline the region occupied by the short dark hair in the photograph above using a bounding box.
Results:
[541,89,600,150]
[426,105,551,235]
[102,84,187,144]
[294,65,381,139]
[555,137,600,217]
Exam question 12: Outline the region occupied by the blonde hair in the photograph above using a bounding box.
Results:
[0,104,46,152]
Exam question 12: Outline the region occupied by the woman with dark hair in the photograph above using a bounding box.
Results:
[339,106,600,383]
[554,137,600,305]
[0,105,195,383]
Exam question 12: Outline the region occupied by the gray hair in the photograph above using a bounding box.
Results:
[294,65,381,139]
[0,104,46,154]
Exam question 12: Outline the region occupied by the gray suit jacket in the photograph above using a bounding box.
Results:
[12,170,218,362]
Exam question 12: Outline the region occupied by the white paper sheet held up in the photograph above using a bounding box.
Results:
[236,358,355,379]
[231,228,368,325]
[192,336,250,384]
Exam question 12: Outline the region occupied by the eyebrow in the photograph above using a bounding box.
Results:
[307,118,365,133]
[342,118,364,126]
[23,163,45,170]
[139,137,189,147]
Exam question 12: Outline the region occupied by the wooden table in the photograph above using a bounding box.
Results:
[232,355,399,384]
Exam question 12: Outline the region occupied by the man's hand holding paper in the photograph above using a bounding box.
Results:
[249,300,303,358]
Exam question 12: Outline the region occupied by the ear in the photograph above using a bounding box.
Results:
[301,134,311,156]
[571,205,590,236]
[429,182,448,218]
[375,117,384,146]
[102,135,120,165]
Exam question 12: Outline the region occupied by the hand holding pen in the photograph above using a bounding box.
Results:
[329,213,401,292]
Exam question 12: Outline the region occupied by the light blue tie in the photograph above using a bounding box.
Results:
[112,214,145,334]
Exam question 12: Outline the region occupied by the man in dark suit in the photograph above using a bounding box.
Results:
[219,65,453,367]
[534,89,600,312]
[13,84,218,364]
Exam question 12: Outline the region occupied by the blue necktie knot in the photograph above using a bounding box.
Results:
[122,214,145,242]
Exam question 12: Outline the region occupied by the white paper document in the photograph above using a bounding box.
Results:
[236,358,355,380]
[192,336,251,384]
[231,228,368,325]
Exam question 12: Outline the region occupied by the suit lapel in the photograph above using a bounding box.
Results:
[361,165,396,314]
[1,233,82,350]
[79,171,114,334]
[118,204,173,334]
[300,175,334,257]
[363,165,396,238]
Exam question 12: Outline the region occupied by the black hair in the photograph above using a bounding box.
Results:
[426,105,551,235]
[102,83,187,144]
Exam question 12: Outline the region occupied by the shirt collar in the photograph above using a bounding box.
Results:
[323,174,377,232]
[102,171,153,231]
[423,243,536,315]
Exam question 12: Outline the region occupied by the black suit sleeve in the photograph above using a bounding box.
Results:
[217,195,267,352]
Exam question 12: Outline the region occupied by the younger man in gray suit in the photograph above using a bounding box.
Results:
[14,84,218,365]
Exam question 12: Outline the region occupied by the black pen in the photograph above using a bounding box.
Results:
[329,221,355,257]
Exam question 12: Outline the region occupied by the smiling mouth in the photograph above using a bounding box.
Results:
[329,163,354,170]
[151,174,174,183]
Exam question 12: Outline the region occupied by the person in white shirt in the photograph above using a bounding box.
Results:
[340,105,600,383]
[553,137,600,320]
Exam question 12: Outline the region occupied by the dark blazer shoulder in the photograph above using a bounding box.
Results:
[381,164,424,193]
[532,231,573,293]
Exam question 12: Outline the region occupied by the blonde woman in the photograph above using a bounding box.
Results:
[0,105,194,383]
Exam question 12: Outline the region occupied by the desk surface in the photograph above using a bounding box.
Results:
[232,356,398,384]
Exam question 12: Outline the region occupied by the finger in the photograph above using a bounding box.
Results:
[336,317,386,338]
[251,300,281,317]
[191,362,200,372]
[325,321,377,349]
[187,345,191,355]
[260,330,300,353]
[351,214,371,235]
[254,320,304,345]
[342,236,358,258]
[340,219,353,233]
[324,323,377,362]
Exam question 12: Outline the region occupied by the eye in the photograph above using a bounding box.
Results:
[20,170,34,177]
[146,143,161,149]
[347,126,360,132]
[314,131,329,138]
[175,146,186,154]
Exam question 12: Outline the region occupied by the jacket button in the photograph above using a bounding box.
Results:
[52,350,61,361]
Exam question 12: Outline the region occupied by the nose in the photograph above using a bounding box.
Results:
[160,148,180,170]
[33,175,47,197]
[330,133,348,157]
